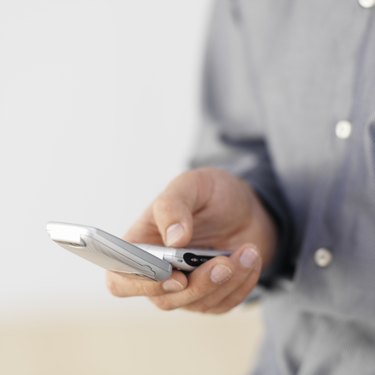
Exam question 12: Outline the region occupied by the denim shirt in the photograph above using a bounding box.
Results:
[191,0,375,373]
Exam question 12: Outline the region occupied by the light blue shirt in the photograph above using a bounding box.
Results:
[191,0,375,373]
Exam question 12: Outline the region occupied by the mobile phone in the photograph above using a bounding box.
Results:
[46,222,230,281]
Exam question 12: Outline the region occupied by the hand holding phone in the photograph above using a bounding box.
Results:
[106,169,269,313]
[46,222,230,281]
[49,168,268,314]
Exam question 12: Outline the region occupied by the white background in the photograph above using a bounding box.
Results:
[0,0,212,317]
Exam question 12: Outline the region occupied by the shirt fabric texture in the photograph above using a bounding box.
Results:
[190,1,375,374]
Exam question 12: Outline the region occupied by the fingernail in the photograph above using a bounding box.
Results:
[166,223,184,246]
[210,265,233,284]
[162,279,184,292]
[240,247,258,269]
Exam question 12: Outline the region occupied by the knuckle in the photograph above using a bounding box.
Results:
[197,302,212,313]
[184,285,206,302]
[153,196,174,215]
[186,303,228,315]
[201,293,246,315]
[183,300,213,314]
[140,282,163,297]
[150,297,178,311]
[106,276,122,297]
[207,301,234,314]
[227,295,245,309]
[221,293,246,312]
[209,307,229,315]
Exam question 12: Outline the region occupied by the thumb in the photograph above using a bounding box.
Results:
[152,195,194,248]
[152,171,205,247]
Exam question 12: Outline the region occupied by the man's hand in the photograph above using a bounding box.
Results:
[107,167,277,314]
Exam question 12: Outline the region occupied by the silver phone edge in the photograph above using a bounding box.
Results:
[46,222,172,281]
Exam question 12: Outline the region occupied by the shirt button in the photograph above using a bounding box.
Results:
[358,0,375,8]
[335,120,352,139]
[314,248,333,268]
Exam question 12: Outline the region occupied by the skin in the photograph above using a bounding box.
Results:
[106,167,277,314]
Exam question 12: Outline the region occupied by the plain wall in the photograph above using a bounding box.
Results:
[0,0,212,317]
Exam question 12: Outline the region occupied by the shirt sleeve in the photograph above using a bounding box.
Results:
[190,0,295,287]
